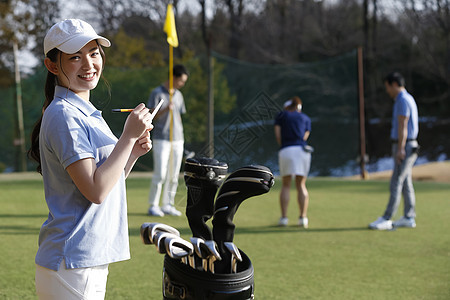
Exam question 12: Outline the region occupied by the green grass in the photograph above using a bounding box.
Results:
[0,175,449,299]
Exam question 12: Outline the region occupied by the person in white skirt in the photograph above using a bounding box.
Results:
[274,96,312,228]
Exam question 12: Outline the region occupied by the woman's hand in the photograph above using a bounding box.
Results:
[122,103,152,141]
[67,104,155,203]
[124,105,154,177]
[131,129,153,159]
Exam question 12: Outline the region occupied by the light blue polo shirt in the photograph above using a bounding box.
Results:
[390,90,419,140]
[36,86,130,271]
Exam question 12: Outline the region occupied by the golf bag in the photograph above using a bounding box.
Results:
[142,161,274,299]
[162,249,254,300]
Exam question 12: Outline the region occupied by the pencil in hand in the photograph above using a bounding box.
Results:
[111,99,164,115]
[111,109,134,113]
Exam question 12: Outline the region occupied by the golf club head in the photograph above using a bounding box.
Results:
[165,236,194,259]
[154,231,180,254]
[149,223,180,244]
[224,242,242,262]
[204,240,222,261]
[190,237,211,271]
[140,222,180,245]
[224,242,243,273]
[204,240,222,274]
[190,237,209,259]
[214,241,244,274]
[140,223,153,244]
[184,157,228,240]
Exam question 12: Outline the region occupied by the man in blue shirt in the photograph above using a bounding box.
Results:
[369,72,419,230]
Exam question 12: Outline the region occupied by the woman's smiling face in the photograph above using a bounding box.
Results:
[56,40,103,98]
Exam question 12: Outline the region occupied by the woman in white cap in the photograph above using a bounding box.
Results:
[28,19,153,299]
[274,96,312,228]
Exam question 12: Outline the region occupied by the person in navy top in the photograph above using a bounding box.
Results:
[28,19,153,299]
[274,96,312,228]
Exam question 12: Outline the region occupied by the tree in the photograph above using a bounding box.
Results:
[0,0,59,69]
[0,0,59,171]
[105,26,165,68]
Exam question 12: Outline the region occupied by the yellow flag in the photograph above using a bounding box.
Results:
[164,4,179,47]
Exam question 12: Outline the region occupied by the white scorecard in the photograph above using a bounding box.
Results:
[150,99,165,120]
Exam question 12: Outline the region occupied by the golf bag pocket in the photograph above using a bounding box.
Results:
[162,250,254,300]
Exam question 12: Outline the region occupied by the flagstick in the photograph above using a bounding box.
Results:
[164,3,178,207]
[169,44,174,143]
[168,44,175,206]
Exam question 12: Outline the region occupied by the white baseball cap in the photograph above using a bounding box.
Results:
[283,100,292,108]
[44,19,111,55]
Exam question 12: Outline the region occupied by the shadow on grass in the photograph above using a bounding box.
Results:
[0,214,47,218]
[0,214,46,235]
[235,225,370,235]
[128,224,370,238]
[0,225,41,235]
[128,212,153,218]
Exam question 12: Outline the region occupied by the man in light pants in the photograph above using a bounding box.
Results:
[147,65,189,217]
[369,72,419,230]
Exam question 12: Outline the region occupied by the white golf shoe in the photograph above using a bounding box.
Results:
[148,206,165,217]
[369,217,393,230]
[162,205,182,216]
[298,217,308,228]
[393,217,416,228]
[278,217,288,227]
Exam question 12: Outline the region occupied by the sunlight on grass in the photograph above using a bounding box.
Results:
[0,175,449,299]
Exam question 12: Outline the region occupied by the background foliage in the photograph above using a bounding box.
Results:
[0,0,449,172]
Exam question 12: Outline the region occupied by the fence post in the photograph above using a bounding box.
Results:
[358,47,367,179]
[13,40,27,172]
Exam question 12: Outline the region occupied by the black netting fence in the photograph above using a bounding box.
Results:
[196,50,360,176]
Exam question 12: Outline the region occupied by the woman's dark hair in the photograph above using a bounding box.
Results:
[28,48,59,174]
[28,42,108,174]
[285,96,303,111]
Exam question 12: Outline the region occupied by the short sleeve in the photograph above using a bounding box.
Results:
[180,94,186,114]
[306,116,312,132]
[397,98,411,118]
[45,110,94,169]
[274,112,284,126]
